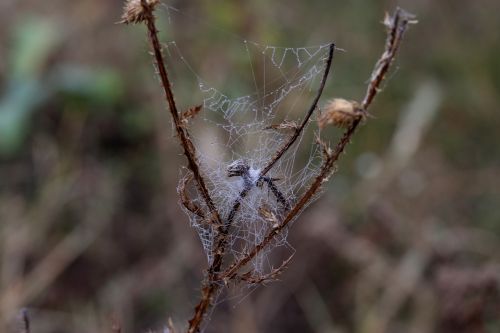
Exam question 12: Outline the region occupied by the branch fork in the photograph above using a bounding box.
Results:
[122,2,415,331]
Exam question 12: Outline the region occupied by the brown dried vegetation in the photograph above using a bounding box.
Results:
[122,2,417,331]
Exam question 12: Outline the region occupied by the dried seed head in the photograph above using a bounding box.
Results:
[121,0,160,24]
[318,98,365,129]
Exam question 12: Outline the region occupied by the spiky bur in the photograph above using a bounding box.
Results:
[318,98,366,129]
[120,0,160,24]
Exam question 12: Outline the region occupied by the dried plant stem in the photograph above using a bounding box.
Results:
[186,42,336,333]
[124,2,414,332]
[188,8,413,333]
[237,254,294,285]
[223,43,335,247]
[130,6,228,330]
[362,8,415,109]
[133,7,228,330]
[21,309,30,333]
[220,6,415,287]
[261,43,335,176]
[140,0,222,226]
[179,174,205,219]
[221,119,361,280]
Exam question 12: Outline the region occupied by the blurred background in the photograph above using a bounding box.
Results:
[1,0,500,332]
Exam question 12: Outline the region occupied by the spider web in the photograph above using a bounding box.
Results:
[158,4,333,277]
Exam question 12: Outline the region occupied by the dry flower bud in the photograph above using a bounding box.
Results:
[121,0,160,24]
[318,98,365,129]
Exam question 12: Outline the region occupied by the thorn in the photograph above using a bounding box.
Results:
[181,105,203,125]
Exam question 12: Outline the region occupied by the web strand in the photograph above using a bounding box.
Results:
[160,3,335,277]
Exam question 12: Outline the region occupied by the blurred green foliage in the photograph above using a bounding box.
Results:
[0,18,124,156]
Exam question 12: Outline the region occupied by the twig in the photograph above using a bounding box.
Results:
[260,43,336,176]
[220,123,358,280]
[20,308,30,333]
[219,6,415,283]
[122,4,229,330]
[236,254,294,285]
[223,43,335,253]
[362,8,416,110]
[178,173,205,219]
[186,42,336,333]
[123,3,414,332]
[125,0,222,228]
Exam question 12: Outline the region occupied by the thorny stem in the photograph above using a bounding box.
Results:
[222,119,360,280]
[223,43,335,246]
[220,7,415,283]
[362,8,414,109]
[260,43,336,176]
[126,2,414,332]
[131,4,228,331]
[190,8,413,331]
[187,43,335,333]
[139,0,222,227]
[185,44,336,332]
[185,46,337,331]
[131,6,228,331]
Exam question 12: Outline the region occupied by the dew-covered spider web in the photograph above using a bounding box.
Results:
[156,4,334,278]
